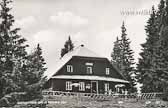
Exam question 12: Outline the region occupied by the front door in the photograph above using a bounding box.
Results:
[91,81,98,94]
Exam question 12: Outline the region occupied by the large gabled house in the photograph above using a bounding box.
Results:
[45,45,129,94]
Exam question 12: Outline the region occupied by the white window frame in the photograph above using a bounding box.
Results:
[85,62,93,66]
[67,65,73,72]
[66,81,72,90]
[106,68,110,75]
[87,67,92,74]
[79,82,85,91]
[105,83,109,93]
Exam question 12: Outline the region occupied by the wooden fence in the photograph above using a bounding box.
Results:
[42,90,163,101]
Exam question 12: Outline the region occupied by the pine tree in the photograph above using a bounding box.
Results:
[0,0,28,100]
[111,22,136,92]
[61,36,74,57]
[22,44,47,100]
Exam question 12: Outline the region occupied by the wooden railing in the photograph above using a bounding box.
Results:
[42,90,163,101]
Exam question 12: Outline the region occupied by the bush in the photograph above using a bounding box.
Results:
[0,93,17,107]
[163,86,168,101]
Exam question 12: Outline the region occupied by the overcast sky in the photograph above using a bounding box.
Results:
[12,0,160,74]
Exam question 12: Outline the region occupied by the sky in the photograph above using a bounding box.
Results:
[12,0,160,74]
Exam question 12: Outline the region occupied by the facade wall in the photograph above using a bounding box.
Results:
[49,56,129,94]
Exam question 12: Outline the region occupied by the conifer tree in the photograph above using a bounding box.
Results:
[111,22,136,92]
[0,0,28,99]
[152,0,168,100]
[137,0,167,93]
[120,22,135,92]
[137,6,161,92]
[61,36,74,57]
[153,0,168,93]
[0,0,29,106]
[0,0,47,105]
[22,44,47,100]
[111,37,122,70]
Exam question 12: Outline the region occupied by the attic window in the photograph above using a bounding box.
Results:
[85,62,93,66]
[87,67,92,74]
[106,68,110,75]
[67,65,73,72]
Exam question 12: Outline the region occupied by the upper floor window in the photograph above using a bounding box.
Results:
[66,81,72,90]
[79,82,85,91]
[87,67,92,74]
[67,65,73,72]
[106,68,110,75]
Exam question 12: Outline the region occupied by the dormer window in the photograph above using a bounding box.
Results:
[87,67,92,74]
[106,68,110,75]
[67,65,73,72]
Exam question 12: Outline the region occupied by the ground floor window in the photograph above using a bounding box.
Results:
[66,81,72,90]
[79,82,85,91]
[105,83,109,94]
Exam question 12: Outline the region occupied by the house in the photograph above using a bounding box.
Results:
[44,45,129,94]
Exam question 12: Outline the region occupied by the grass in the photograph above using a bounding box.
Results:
[14,98,168,108]
[45,100,168,108]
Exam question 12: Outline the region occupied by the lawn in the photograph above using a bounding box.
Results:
[45,99,168,108]
[14,98,168,108]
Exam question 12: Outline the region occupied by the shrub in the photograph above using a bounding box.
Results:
[0,93,17,107]
[163,86,168,101]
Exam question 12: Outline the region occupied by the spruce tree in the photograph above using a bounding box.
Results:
[61,36,74,57]
[137,0,167,93]
[0,0,47,104]
[137,6,161,92]
[111,37,122,70]
[120,22,135,92]
[153,0,168,93]
[111,22,136,92]
[0,0,28,100]
[153,0,168,100]
[22,44,47,100]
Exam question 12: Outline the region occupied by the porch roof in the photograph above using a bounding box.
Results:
[51,75,129,83]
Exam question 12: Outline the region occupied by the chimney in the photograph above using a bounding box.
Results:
[81,44,84,47]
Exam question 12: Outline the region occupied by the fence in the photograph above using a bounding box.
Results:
[42,90,163,101]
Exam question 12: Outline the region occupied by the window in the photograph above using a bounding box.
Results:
[106,68,110,75]
[67,65,73,72]
[79,82,85,91]
[85,62,93,66]
[105,83,109,93]
[87,67,92,74]
[66,81,72,90]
